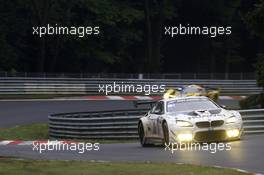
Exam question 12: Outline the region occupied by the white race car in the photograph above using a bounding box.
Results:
[138,96,243,146]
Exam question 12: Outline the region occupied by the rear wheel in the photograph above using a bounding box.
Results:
[138,122,148,147]
[162,122,169,145]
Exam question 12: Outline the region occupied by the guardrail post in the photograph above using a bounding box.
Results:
[138,74,143,79]
[210,73,213,79]
[225,72,228,80]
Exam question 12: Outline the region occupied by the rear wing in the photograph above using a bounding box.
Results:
[133,100,157,108]
[203,85,220,91]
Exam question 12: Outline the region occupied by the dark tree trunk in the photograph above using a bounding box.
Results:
[151,15,162,72]
[144,0,152,72]
[144,0,166,73]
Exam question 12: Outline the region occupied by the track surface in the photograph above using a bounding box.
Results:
[0,98,238,128]
[2,98,262,174]
[0,135,263,174]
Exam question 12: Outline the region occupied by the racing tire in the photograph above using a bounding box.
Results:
[162,122,170,145]
[138,122,149,147]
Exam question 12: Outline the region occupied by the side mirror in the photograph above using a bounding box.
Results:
[220,104,227,109]
[154,109,162,114]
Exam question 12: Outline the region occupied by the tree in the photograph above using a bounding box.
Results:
[243,0,264,87]
[144,0,176,73]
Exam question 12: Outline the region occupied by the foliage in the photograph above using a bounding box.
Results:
[244,0,264,39]
[239,93,264,108]
[256,53,264,88]
[0,0,263,73]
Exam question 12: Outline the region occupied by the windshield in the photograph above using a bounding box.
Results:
[166,99,219,112]
[183,86,205,93]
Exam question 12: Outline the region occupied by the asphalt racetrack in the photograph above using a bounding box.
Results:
[0,98,239,127]
[0,135,263,174]
[1,98,264,174]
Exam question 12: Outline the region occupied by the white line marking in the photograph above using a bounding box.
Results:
[107,96,124,100]
[0,141,12,145]
[18,141,33,145]
[135,96,152,100]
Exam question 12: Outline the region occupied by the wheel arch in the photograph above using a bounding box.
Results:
[138,118,148,135]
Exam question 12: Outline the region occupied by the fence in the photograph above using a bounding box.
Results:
[0,72,256,80]
[48,109,264,140]
[0,77,262,95]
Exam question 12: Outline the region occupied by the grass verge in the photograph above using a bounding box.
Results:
[0,123,49,140]
[0,158,249,175]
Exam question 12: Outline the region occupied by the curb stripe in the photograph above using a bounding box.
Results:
[18,141,34,146]
[121,96,138,100]
[81,95,245,101]
[0,141,12,145]
[107,96,124,100]
[8,140,23,145]
[85,96,109,100]
[0,96,246,101]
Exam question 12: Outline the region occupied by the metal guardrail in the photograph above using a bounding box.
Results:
[0,72,257,80]
[48,109,264,139]
[0,77,262,95]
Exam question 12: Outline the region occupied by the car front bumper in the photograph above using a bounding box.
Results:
[169,123,243,143]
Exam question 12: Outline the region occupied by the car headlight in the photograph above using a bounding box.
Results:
[226,129,240,138]
[226,116,238,124]
[177,133,193,142]
[176,120,193,127]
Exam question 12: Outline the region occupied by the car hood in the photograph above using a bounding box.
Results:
[167,109,232,122]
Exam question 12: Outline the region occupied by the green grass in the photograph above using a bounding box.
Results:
[0,123,49,140]
[0,158,249,175]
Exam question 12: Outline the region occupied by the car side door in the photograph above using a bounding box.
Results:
[147,101,164,138]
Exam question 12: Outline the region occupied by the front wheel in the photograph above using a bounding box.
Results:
[138,122,149,147]
[162,122,169,145]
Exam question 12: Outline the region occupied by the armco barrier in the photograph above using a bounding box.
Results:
[48,109,264,139]
[0,77,262,95]
[0,72,257,79]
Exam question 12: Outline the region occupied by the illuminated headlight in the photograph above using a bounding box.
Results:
[177,133,193,142]
[226,129,240,138]
[176,120,193,127]
[226,116,238,124]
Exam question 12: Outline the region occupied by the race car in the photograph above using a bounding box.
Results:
[183,85,220,101]
[138,96,243,146]
[163,85,220,101]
